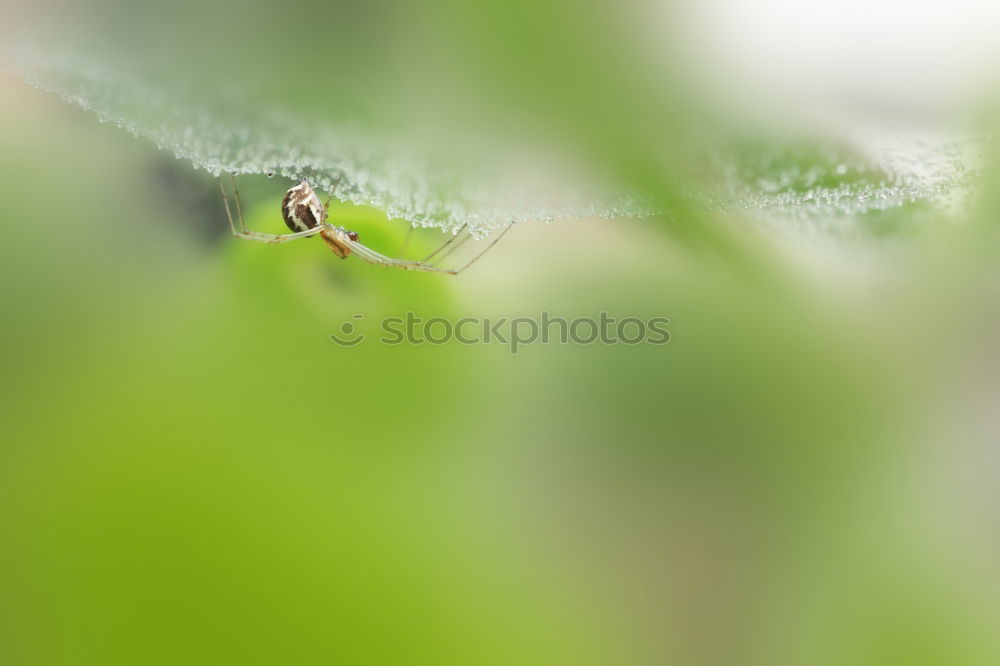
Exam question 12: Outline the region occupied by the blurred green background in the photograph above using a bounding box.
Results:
[2,2,1000,665]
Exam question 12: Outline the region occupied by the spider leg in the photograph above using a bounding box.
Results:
[344,238,459,274]
[341,222,513,275]
[230,174,247,233]
[219,177,325,244]
[398,225,414,256]
[232,227,325,244]
[219,177,241,236]
[421,223,468,264]
[429,230,472,267]
[450,223,513,275]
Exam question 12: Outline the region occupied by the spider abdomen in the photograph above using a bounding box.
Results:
[281,180,327,232]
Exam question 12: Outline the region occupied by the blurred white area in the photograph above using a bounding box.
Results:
[648,0,1000,127]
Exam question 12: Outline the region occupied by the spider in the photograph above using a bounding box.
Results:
[219,176,511,275]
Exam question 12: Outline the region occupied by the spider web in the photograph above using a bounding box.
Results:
[3,53,982,237]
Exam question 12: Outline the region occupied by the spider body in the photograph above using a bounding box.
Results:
[219,176,511,275]
[281,180,326,232]
[319,227,360,259]
[281,180,359,258]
